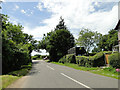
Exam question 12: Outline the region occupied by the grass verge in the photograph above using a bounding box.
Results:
[1,63,32,89]
[1,75,20,89]
[51,62,119,79]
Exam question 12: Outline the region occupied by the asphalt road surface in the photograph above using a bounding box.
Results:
[8,60,119,89]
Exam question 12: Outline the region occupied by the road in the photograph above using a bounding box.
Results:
[8,60,119,89]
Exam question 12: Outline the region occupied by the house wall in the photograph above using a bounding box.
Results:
[118,2,120,53]
[118,1,120,20]
[119,29,120,52]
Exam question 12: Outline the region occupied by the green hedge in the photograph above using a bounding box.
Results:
[108,53,120,68]
[92,52,105,67]
[59,51,118,67]
[59,56,66,64]
[59,54,76,64]
[76,52,105,67]
[32,55,49,60]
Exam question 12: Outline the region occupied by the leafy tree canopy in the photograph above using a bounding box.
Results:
[2,14,37,74]
[97,29,118,51]
[39,17,75,62]
[76,28,102,54]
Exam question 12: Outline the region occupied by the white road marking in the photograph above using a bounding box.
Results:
[47,65,55,70]
[61,73,94,90]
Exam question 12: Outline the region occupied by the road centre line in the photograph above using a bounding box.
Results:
[61,73,94,90]
[47,65,55,70]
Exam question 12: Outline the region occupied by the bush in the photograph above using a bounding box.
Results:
[59,51,112,67]
[32,56,37,60]
[108,53,120,68]
[76,51,105,67]
[66,54,76,63]
[88,52,97,56]
[76,56,92,67]
[32,55,49,60]
[59,56,66,64]
[59,54,76,64]
[103,67,116,73]
[92,52,105,67]
[8,62,32,76]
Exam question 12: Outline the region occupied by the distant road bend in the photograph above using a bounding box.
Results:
[8,60,118,89]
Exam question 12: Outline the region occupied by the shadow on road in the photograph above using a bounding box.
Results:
[26,60,41,76]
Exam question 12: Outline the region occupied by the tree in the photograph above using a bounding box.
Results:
[2,14,36,74]
[55,16,67,30]
[76,28,102,54]
[97,29,118,51]
[47,29,75,61]
[39,17,75,62]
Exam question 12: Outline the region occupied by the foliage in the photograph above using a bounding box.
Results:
[88,52,97,56]
[76,56,90,67]
[76,28,102,54]
[59,56,66,63]
[39,17,75,62]
[1,75,20,89]
[108,53,120,68]
[97,29,118,51]
[55,16,67,30]
[8,63,32,76]
[90,52,105,67]
[32,54,41,60]
[2,14,36,74]
[32,54,49,60]
[1,63,32,89]
[59,54,76,64]
[103,67,116,73]
[76,51,105,67]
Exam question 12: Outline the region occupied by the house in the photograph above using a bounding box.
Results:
[114,2,120,53]
[68,46,86,56]
[112,45,119,52]
[114,20,120,53]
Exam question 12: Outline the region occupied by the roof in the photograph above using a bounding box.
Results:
[113,45,119,48]
[115,20,120,30]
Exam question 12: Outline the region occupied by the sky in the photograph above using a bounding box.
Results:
[1,0,120,55]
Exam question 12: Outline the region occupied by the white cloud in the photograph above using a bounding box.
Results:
[15,5,19,9]
[13,4,19,11]
[31,49,49,56]
[21,9,26,14]
[23,25,52,41]
[20,9,33,16]
[22,0,118,42]
[36,0,118,36]
[37,2,43,11]
[0,0,4,1]
[1,0,119,2]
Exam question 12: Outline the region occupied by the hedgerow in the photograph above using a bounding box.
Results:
[60,51,108,67]
[108,53,120,68]
[59,54,76,64]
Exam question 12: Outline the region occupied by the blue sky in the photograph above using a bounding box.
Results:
[2,2,52,29]
[1,0,119,55]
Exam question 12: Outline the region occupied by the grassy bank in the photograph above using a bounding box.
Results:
[51,62,119,79]
[1,75,20,89]
[1,63,32,89]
